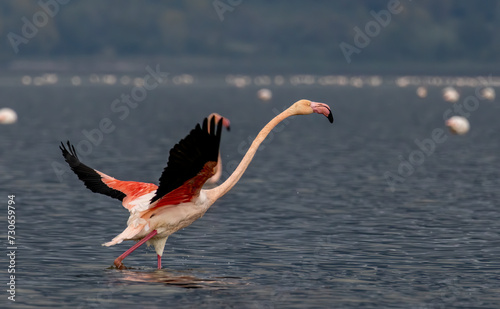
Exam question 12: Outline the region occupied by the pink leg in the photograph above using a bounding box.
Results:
[157,254,162,269]
[114,230,158,269]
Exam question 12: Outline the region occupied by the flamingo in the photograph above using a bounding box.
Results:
[442,87,460,103]
[257,88,272,101]
[446,116,470,135]
[0,108,17,124]
[480,87,495,101]
[416,86,427,98]
[60,99,333,269]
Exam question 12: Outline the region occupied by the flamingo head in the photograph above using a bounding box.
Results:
[208,113,231,131]
[288,99,334,123]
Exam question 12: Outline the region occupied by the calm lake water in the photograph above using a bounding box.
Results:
[1,74,500,308]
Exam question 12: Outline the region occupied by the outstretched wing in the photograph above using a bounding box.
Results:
[149,117,223,208]
[60,141,157,210]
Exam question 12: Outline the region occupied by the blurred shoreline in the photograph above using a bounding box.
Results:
[3,56,500,76]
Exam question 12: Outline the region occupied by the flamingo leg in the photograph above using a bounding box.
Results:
[113,230,158,269]
[157,254,162,269]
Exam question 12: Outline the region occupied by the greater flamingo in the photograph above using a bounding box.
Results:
[446,116,470,135]
[480,87,495,101]
[0,108,17,124]
[416,86,427,98]
[60,99,333,269]
[442,87,460,103]
[257,88,272,101]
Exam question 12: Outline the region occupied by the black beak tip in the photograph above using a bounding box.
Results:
[327,113,334,123]
[226,126,231,132]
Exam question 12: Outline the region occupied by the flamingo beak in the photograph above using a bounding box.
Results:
[311,102,334,123]
[222,118,231,131]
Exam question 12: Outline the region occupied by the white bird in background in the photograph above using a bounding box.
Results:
[480,87,495,101]
[257,88,272,101]
[446,116,470,135]
[416,86,428,98]
[60,99,333,269]
[0,108,17,124]
[442,87,460,103]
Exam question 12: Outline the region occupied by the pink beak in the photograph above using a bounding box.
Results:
[222,118,231,131]
[311,102,334,123]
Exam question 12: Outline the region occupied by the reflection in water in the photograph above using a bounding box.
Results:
[118,269,242,289]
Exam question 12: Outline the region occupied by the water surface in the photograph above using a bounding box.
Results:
[1,76,500,308]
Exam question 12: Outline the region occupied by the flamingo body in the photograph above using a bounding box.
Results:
[480,87,495,101]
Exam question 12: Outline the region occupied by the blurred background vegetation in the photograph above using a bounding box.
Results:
[1,0,499,74]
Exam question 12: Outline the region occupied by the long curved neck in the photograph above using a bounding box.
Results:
[205,109,292,202]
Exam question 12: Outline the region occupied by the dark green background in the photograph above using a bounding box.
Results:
[2,0,499,73]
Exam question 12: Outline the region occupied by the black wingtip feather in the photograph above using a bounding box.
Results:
[60,141,81,167]
[216,117,223,146]
[150,117,224,204]
[60,140,126,201]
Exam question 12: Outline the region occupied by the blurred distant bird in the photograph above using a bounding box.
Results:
[480,87,495,101]
[442,87,460,103]
[446,116,470,135]
[0,108,17,124]
[257,88,272,101]
[416,86,427,98]
[60,100,333,269]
